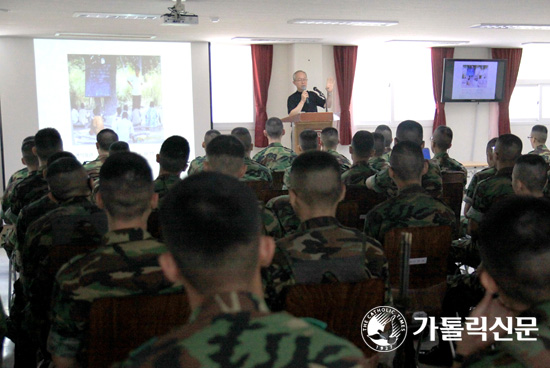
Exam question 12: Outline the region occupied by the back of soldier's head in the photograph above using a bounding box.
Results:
[372,132,385,157]
[205,135,245,177]
[321,127,339,149]
[204,129,221,146]
[531,125,548,144]
[231,127,253,152]
[97,129,119,152]
[35,128,63,162]
[265,117,284,139]
[290,151,342,206]
[352,131,375,158]
[375,125,392,148]
[390,141,425,182]
[513,154,548,194]
[99,152,153,220]
[46,157,89,200]
[299,129,319,152]
[395,120,423,146]
[21,136,38,168]
[433,126,453,151]
[480,196,550,305]
[495,134,522,164]
[160,172,260,290]
[158,136,190,173]
[109,141,130,155]
[47,151,77,167]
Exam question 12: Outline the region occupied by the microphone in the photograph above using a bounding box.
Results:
[313,87,326,99]
[302,87,309,104]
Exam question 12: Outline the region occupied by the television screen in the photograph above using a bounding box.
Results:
[441,59,507,102]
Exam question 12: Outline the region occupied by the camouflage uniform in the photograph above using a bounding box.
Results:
[467,167,515,224]
[153,173,181,199]
[83,154,107,182]
[464,167,496,207]
[253,143,297,171]
[242,157,272,183]
[48,228,183,364]
[327,149,351,173]
[264,216,392,311]
[528,144,550,164]
[1,169,30,223]
[431,152,467,185]
[282,167,291,190]
[10,168,48,218]
[187,155,206,176]
[265,195,300,239]
[462,300,550,367]
[342,161,378,186]
[364,184,456,244]
[368,155,389,172]
[367,161,443,199]
[114,291,370,368]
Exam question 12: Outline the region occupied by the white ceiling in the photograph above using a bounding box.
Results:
[1,0,550,47]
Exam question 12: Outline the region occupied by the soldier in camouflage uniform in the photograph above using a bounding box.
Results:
[366,120,443,198]
[83,128,118,182]
[282,129,319,189]
[375,124,392,161]
[47,152,183,368]
[320,127,351,173]
[430,126,467,185]
[264,151,391,311]
[453,197,550,367]
[463,138,497,216]
[368,132,390,172]
[231,127,272,183]
[527,124,550,163]
[203,135,247,177]
[153,135,190,198]
[343,130,379,186]
[252,117,297,171]
[187,129,220,175]
[365,141,456,244]
[115,171,374,368]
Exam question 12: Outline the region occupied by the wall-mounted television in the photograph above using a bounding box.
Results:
[441,59,507,102]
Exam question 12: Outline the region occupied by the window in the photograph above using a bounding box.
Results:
[210,44,254,124]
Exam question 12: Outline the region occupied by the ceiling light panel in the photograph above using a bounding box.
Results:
[386,40,470,45]
[232,37,323,43]
[55,32,156,40]
[472,23,550,30]
[73,12,160,20]
[288,19,398,27]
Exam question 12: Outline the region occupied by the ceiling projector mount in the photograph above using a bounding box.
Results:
[162,0,198,25]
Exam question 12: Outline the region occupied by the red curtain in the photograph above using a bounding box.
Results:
[431,47,454,132]
[252,45,273,147]
[491,48,523,135]
[334,46,358,145]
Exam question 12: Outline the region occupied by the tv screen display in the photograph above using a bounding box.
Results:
[441,59,507,102]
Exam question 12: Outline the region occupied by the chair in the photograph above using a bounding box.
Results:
[271,171,285,190]
[258,189,288,204]
[335,200,360,229]
[284,279,385,358]
[343,185,387,230]
[87,292,190,368]
[441,171,466,232]
[245,180,272,200]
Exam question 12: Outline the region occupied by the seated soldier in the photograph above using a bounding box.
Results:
[366,120,443,199]
[264,150,391,311]
[115,171,374,367]
[430,126,467,184]
[83,128,119,182]
[48,152,183,368]
[527,124,550,163]
[204,134,246,178]
[231,127,272,183]
[253,117,297,171]
[463,138,497,216]
[364,141,455,244]
[282,129,319,189]
[187,129,220,175]
[153,135,190,198]
[512,154,548,198]
[109,141,130,154]
[320,127,351,173]
[375,124,392,160]
[368,132,390,171]
[342,130,379,186]
[453,197,550,367]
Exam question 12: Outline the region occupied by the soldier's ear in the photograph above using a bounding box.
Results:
[159,252,183,283]
[421,161,429,176]
[203,161,211,172]
[96,192,105,209]
[263,130,268,138]
[32,146,38,157]
[349,146,353,155]
[258,236,275,267]
[479,268,499,295]
[156,154,160,163]
[150,192,159,210]
[238,164,247,179]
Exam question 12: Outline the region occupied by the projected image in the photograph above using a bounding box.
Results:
[68,55,163,145]
[461,65,489,89]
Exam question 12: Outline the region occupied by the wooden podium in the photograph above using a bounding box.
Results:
[281,112,338,153]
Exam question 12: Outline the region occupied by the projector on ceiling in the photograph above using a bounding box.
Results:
[162,0,198,26]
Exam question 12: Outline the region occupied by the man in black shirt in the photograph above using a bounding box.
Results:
[287,70,334,116]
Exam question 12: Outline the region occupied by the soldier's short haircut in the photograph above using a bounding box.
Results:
[97,129,119,151]
[390,141,425,182]
[480,196,550,304]
[21,136,38,168]
[204,129,221,146]
[433,126,453,151]
[99,152,153,220]
[158,135,190,173]
[495,134,523,163]
[320,127,339,149]
[231,127,252,151]
[47,151,77,167]
[109,141,130,154]
[375,125,392,148]
[486,137,498,154]
[395,120,423,146]
[531,125,548,144]
[352,131,375,158]
[299,129,319,151]
[513,154,548,193]
[290,151,342,206]
[372,132,385,157]
[160,172,260,290]
[35,128,63,162]
[46,157,89,200]
[265,117,284,139]
[206,135,245,177]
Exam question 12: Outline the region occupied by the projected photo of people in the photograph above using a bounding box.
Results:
[461,65,489,89]
[67,54,163,145]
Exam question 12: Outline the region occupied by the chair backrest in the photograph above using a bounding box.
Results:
[245,180,272,199]
[284,279,385,358]
[336,200,361,229]
[441,171,466,226]
[384,226,452,290]
[87,292,190,368]
[343,185,387,229]
[271,171,285,190]
[258,189,288,204]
